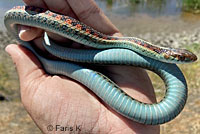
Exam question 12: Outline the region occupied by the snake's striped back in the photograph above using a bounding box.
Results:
[5,6,197,63]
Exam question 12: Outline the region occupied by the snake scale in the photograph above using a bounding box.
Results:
[4,6,197,125]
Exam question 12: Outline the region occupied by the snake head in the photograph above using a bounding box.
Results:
[164,48,197,63]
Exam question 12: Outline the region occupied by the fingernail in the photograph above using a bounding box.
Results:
[5,45,18,66]
[5,44,15,56]
[5,44,21,57]
[5,45,12,55]
[18,26,31,40]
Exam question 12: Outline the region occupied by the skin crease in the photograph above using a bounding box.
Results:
[5,0,160,133]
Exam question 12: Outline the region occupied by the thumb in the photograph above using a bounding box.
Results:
[5,44,45,87]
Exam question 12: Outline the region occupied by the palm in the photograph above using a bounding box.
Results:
[19,53,157,133]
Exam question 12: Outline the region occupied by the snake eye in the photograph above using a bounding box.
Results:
[179,55,185,61]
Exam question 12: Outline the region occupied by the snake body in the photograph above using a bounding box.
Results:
[4,6,197,125]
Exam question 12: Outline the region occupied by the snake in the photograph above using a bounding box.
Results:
[4,6,197,125]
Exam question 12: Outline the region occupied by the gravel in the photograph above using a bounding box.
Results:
[134,28,200,48]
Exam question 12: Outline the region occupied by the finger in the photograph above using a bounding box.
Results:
[5,44,44,84]
[23,0,77,18]
[23,0,47,8]
[43,0,77,18]
[19,25,43,41]
[68,0,120,35]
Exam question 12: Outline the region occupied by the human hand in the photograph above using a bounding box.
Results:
[6,0,160,133]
